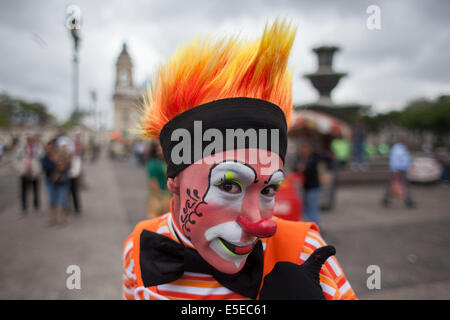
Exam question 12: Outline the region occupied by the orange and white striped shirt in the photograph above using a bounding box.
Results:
[122,213,357,300]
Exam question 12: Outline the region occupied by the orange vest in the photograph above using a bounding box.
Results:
[131,216,318,299]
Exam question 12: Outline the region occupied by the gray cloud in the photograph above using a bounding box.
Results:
[0,0,448,123]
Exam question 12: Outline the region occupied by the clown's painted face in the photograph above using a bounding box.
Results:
[169,148,284,274]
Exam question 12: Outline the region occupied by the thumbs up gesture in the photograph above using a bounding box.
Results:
[259,245,336,300]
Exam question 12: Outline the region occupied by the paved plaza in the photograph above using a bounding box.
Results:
[0,152,449,299]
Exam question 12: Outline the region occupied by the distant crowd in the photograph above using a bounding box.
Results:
[9,133,100,225]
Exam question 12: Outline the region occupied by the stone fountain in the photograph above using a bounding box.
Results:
[298,46,369,123]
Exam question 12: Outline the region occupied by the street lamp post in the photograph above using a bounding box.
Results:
[71,28,80,116]
[66,5,81,125]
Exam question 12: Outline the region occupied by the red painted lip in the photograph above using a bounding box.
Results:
[219,238,255,255]
[234,244,254,255]
[236,216,277,238]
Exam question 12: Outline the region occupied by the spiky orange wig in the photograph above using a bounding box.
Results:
[140,19,297,139]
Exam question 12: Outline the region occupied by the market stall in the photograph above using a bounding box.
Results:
[273,109,352,218]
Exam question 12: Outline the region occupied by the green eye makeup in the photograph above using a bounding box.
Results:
[261,182,282,196]
[214,171,243,194]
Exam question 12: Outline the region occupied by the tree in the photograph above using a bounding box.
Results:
[363,110,402,132]
[0,92,55,127]
[398,95,450,135]
[363,95,450,135]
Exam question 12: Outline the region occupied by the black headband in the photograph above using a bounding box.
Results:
[160,97,288,178]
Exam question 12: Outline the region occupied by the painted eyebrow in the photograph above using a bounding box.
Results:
[263,169,285,184]
[215,160,258,184]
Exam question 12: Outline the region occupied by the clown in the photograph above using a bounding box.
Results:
[122,20,357,300]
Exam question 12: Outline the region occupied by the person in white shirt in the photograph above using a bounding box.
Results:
[14,134,43,215]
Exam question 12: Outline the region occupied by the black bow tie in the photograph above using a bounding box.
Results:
[139,230,264,299]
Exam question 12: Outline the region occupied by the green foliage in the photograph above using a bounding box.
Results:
[364,95,450,134]
[397,96,450,134]
[0,92,93,130]
[363,110,401,132]
[0,92,55,127]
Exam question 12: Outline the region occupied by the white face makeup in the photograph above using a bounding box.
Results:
[174,149,285,274]
[202,161,283,265]
[204,221,253,268]
[259,169,284,211]
[205,161,257,210]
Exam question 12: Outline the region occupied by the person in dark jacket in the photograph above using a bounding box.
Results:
[294,143,323,226]
[41,140,57,185]
[41,138,71,225]
[41,139,57,223]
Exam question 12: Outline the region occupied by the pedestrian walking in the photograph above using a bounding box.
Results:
[351,117,367,171]
[69,134,83,214]
[382,139,415,208]
[145,140,170,219]
[331,137,351,168]
[46,137,72,225]
[41,139,57,217]
[435,147,450,184]
[294,143,323,226]
[133,140,145,166]
[14,134,42,216]
[0,139,4,163]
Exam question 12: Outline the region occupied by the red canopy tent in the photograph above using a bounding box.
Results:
[289,110,352,139]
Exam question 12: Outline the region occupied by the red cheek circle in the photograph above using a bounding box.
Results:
[187,203,241,242]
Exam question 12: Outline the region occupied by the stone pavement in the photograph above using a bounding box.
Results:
[0,152,133,299]
[320,183,450,299]
[0,152,449,299]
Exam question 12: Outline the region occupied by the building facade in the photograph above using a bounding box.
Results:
[113,43,143,135]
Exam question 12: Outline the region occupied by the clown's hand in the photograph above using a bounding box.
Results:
[259,245,336,300]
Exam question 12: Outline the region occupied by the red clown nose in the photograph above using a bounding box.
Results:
[237,216,277,238]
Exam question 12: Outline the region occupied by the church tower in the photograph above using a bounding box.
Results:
[115,43,133,90]
[113,42,142,134]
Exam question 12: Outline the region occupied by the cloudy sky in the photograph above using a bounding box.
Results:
[0,0,449,126]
